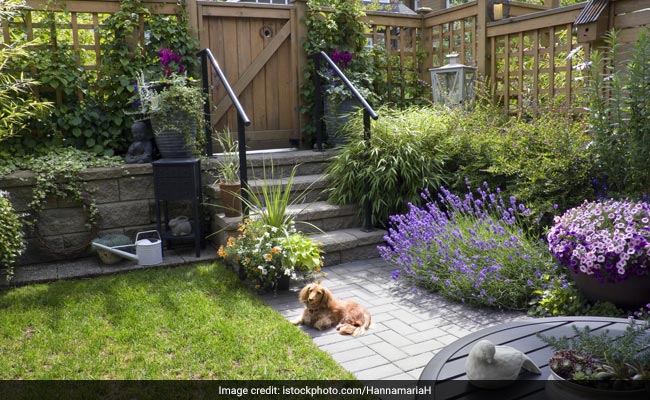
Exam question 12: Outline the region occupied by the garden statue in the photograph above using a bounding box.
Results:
[169,216,192,236]
[125,120,154,164]
[465,339,541,388]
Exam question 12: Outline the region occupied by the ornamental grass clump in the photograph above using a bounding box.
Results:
[547,199,650,283]
[379,183,560,310]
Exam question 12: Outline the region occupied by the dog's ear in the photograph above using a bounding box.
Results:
[320,286,333,307]
[299,284,312,304]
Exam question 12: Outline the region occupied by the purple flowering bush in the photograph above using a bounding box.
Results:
[547,200,650,283]
[379,183,560,310]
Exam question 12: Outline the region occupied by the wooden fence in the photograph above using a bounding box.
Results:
[3,0,650,149]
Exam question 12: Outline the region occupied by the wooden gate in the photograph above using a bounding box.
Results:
[196,1,300,151]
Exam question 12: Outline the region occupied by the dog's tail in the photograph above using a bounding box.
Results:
[338,311,372,337]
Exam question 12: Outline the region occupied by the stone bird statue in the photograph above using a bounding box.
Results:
[465,339,542,388]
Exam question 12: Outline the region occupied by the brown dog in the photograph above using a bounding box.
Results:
[292,283,371,336]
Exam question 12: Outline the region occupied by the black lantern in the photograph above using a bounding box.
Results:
[487,0,510,22]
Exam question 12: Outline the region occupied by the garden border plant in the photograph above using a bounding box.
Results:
[24,148,122,259]
[380,182,563,310]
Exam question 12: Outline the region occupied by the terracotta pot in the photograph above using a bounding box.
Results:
[571,271,650,308]
[219,182,242,217]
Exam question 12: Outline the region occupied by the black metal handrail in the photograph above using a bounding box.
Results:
[198,48,252,215]
[310,51,378,231]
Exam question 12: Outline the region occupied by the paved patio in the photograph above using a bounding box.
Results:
[261,258,529,381]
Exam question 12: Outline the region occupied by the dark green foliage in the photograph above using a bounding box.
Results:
[0,191,25,280]
[2,0,199,159]
[586,28,650,196]
[327,101,595,231]
[326,106,448,227]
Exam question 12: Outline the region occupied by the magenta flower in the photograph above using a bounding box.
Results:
[158,48,186,77]
[331,49,353,69]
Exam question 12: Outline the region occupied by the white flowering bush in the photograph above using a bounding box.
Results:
[218,218,323,290]
[547,200,650,283]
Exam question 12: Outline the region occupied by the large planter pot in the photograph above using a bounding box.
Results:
[546,368,647,400]
[323,97,359,147]
[150,111,196,158]
[219,182,242,217]
[571,271,650,308]
[276,274,291,291]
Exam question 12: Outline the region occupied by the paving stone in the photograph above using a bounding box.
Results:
[382,319,419,336]
[376,330,414,347]
[341,354,389,373]
[319,337,367,354]
[405,329,449,344]
[394,351,435,372]
[368,341,409,362]
[408,367,425,380]
[411,317,454,332]
[355,363,403,380]
[401,338,445,357]
[332,347,377,364]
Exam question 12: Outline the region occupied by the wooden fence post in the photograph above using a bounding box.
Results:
[292,0,308,145]
[476,0,490,80]
[418,8,434,85]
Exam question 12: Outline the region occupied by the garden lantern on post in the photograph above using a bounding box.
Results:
[487,0,510,22]
[429,53,477,106]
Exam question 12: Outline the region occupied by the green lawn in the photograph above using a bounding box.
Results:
[0,263,354,380]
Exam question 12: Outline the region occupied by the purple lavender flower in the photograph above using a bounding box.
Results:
[379,183,559,310]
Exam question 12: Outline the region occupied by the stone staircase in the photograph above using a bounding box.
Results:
[203,149,386,267]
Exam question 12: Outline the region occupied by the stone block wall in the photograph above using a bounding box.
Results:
[0,164,218,266]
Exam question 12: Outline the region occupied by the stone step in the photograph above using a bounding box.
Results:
[205,174,330,215]
[208,201,359,244]
[204,149,336,183]
[309,228,387,267]
[289,201,360,234]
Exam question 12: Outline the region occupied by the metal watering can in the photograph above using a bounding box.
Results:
[91,230,163,266]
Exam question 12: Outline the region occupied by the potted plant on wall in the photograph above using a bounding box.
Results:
[132,49,205,158]
[213,130,241,217]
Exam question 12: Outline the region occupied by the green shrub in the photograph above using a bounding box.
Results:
[586,28,650,196]
[441,102,594,231]
[0,191,25,280]
[326,106,449,227]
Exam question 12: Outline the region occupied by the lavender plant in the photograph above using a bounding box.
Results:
[379,182,560,310]
[547,199,650,283]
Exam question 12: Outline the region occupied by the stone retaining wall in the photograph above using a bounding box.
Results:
[0,164,218,266]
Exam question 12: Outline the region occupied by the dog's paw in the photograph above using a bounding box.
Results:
[290,317,302,325]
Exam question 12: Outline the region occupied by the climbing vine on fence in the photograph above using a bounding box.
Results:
[1,0,199,160]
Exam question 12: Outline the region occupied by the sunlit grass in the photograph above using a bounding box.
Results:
[0,263,353,380]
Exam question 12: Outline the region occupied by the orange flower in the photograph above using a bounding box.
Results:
[244,257,251,265]
[226,236,236,248]
[263,253,272,262]
[217,246,226,258]
[271,246,281,254]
